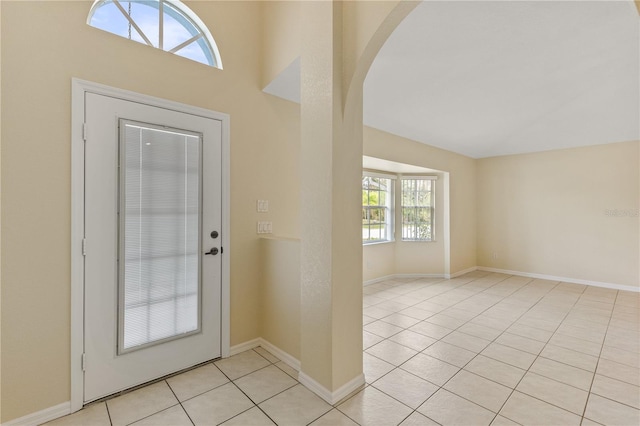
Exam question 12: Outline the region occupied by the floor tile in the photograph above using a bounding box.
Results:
[254,346,281,363]
[408,321,454,339]
[363,306,396,319]
[45,402,110,426]
[495,332,545,355]
[364,320,404,338]
[418,389,495,426]
[372,367,438,409]
[309,408,358,425]
[442,330,492,353]
[337,386,413,426]
[425,313,467,329]
[221,407,275,425]
[539,344,598,372]
[471,315,513,332]
[366,340,418,366]
[399,411,439,425]
[274,361,298,380]
[458,322,504,341]
[363,331,385,349]
[464,355,526,389]
[583,394,640,426]
[604,333,640,353]
[130,405,192,426]
[106,381,178,426]
[481,342,536,370]
[556,323,605,344]
[363,352,395,383]
[166,363,229,401]
[259,384,332,426]
[399,306,436,320]
[215,350,271,380]
[422,340,476,367]
[499,391,581,425]
[516,372,588,415]
[490,415,520,425]
[182,382,254,426]
[388,329,436,351]
[596,357,640,386]
[505,323,552,342]
[381,313,422,328]
[400,353,460,386]
[234,365,297,404]
[590,374,640,409]
[444,370,511,412]
[549,333,602,356]
[529,356,593,391]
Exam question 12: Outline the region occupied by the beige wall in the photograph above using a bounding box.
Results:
[477,141,640,288]
[363,127,478,276]
[260,237,300,360]
[261,1,300,89]
[0,1,300,421]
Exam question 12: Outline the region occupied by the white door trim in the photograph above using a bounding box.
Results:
[70,78,231,412]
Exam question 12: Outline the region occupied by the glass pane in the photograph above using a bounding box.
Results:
[90,1,132,39]
[119,121,201,352]
[162,1,197,51]
[129,1,160,47]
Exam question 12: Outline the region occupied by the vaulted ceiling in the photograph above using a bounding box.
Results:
[264,1,639,159]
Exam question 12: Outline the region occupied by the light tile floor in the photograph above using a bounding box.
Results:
[47,272,640,425]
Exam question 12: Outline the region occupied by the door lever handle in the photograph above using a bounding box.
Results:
[205,247,219,256]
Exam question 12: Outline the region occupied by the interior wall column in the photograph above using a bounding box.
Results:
[299,0,364,399]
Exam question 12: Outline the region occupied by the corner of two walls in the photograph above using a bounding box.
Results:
[362,126,478,283]
[476,141,640,290]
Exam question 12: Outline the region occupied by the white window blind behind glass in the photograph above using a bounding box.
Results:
[119,121,202,353]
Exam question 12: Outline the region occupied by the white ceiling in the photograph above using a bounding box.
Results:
[264,0,639,159]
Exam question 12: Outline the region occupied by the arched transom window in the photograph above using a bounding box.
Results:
[88,0,222,68]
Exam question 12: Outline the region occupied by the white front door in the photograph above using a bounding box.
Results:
[83,93,223,403]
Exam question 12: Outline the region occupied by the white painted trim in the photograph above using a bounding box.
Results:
[478,267,640,293]
[298,371,365,405]
[364,273,446,286]
[258,339,301,372]
[229,338,261,356]
[448,266,478,279]
[363,274,396,286]
[70,78,231,413]
[70,79,86,414]
[2,402,71,426]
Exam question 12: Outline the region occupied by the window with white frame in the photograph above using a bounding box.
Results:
[362,174,394,243]
[401,177,435,241]
[87,0,223,68]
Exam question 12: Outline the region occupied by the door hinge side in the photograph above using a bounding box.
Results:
[82,123,88,142]
[82,238,87,256]
[81,353,86,371]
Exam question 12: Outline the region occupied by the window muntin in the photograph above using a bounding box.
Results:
[88,0,222,68]
[362,175,394,243]
[401,178,435,241]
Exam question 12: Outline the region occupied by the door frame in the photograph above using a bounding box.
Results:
[70,78,231,412]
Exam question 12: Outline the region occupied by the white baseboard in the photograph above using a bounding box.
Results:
[229,338,261,356]
[478,267,640,293]
[448,266,478,279]
[231,338,364,405]
[364,273,445,286]
[298,371,365,405]
[3,401,71,426]
[363,274,396,286]
[258,339,301,371]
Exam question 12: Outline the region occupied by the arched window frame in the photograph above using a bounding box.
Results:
[87,0,223,69]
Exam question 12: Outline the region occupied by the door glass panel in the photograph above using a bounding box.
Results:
[118,120,202,353]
